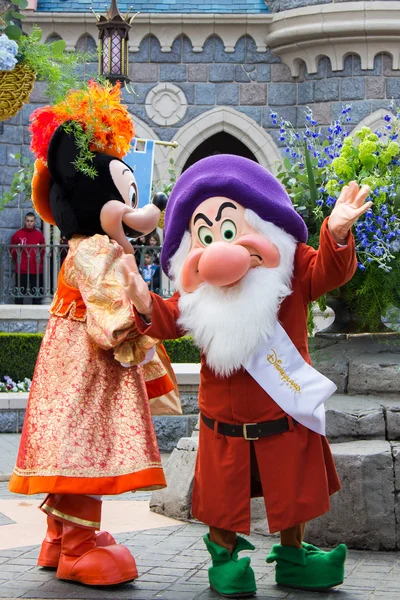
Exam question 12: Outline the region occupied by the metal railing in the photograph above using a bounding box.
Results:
[0,243,173,303]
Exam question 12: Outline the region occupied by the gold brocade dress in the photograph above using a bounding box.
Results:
[8,234,168,496]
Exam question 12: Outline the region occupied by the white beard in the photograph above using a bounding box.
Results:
[169,210,297,377]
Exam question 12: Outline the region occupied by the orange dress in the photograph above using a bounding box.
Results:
[135,219,357,534]
[9,234,172,496]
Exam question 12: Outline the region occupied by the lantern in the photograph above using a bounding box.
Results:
[94,0,135,87]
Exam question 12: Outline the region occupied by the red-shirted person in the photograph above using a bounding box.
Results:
[10,212,45,304]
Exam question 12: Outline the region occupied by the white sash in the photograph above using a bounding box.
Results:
[242,322,336,435]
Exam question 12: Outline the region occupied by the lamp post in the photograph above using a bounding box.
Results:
[93,0,135,87]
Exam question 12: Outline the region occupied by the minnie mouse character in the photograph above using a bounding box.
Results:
[8,82,174,587]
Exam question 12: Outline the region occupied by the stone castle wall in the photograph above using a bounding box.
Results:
[0,13,399,242]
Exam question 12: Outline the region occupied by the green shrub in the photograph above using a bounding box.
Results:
[164,337,200,363]
[0,333,43,381]
[0,333,200,382]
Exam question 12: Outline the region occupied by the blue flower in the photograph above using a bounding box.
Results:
[0,48,17,72]
[0,34,18,56]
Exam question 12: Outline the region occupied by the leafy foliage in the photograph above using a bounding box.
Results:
[1,0,91,104]
[63,120,98,179]
[18,27,93,104]
[0,153,34,211]
[0,0,28,41]
[271,105,400,331]
[152,149,177,197]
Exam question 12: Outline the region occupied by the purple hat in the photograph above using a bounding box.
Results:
[161,154,308,275]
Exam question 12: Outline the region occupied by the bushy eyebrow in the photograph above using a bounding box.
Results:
[194,202,237,227]
[194,212,213,226]
[215,202,237,222]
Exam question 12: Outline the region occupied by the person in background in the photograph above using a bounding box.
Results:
[10,212,45,304]
[147,230,161,265]
[140,250,160,294]
[131,234,147,266]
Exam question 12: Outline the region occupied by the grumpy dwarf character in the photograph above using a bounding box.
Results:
[121,154,372,597]
[8,83,174,587]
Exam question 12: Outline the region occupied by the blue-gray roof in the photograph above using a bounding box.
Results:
[37,0,269,14]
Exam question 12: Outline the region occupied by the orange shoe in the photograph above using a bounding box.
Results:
[38,515,116,569]
[56,523,138,586]
[39,494,137,586]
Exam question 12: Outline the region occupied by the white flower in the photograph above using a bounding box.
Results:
[0,376,32,393]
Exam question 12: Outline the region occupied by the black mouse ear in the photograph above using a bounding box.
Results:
[47,123,79,186]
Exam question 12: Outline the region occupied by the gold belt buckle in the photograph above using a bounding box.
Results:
[243,423,259,441]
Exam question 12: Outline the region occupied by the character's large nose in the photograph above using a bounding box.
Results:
[198,242,250,287]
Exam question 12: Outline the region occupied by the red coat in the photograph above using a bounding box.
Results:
[136,218,357,534]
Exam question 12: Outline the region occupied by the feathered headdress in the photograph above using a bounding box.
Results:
[30,80,135,224]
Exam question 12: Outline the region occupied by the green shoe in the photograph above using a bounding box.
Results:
[203,534,257,598]
[266,543,347,591]
[302,541,326,553]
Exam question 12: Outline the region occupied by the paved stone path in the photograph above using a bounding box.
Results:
[0,434,20,479]
[0,511,400,600]
[1,436,400,599]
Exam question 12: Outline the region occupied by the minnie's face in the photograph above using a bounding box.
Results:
[100,159,162,255]
[109,160,139,208]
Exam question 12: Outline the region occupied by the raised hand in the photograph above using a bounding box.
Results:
[120,254,153,318]
[328,181,372,245]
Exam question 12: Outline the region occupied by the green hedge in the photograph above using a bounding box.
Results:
[0,333,44,381]
[164,337,200,363]
[0,333,200,381]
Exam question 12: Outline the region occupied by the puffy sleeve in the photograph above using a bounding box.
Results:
[73,235,156,364]
[297,216,358,303]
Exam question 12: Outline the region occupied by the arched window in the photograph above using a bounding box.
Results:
[45,33,62,44]
[182,132,258,172]
[75,34,97,53]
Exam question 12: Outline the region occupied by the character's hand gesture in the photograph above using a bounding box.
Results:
[120,254,153,318]
[328,181,372,245]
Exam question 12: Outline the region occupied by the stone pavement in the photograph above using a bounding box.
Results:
[0,435,20,480]
[1,436,400,599]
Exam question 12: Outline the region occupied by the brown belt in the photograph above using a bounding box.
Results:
[201,413,297,441]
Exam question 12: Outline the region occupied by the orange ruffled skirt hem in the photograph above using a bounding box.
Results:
[8,467,166,496]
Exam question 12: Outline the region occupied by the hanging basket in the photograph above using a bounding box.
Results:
[0,62,36,122]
